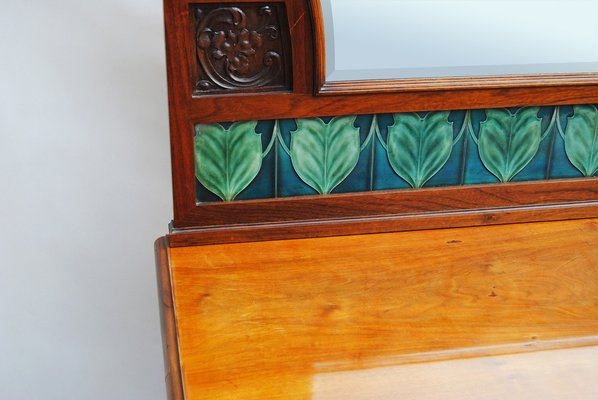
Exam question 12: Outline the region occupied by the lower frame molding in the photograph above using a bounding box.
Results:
[168,201,598,247]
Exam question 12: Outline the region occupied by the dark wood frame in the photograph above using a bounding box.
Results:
[164,0,598,246]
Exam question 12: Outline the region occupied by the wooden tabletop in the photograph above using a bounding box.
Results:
[158,218,598,399]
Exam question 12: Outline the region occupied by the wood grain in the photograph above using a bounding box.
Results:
[166,218,598,399]
[317,74,598,96]
[167,202,598,247]
[183,86,598,124]
[155,238,184,400]
[163,0,598,234]
[174,178,598,228]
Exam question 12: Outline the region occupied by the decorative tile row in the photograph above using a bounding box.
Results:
[194,105,598,202]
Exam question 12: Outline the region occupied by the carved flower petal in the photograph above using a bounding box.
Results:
[240,40,252,50]
[250,32,263,48]
[212,49,225,60]
[227,30,237,43]
[237,57,250,72]
[241,48,256,57]
[213,31,225,47]
[231,56,242,69]
[239,29,249,41]
[198,31,211,49]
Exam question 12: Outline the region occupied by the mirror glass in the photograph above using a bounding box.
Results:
[322,0,598,81]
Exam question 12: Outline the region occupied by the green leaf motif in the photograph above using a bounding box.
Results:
[478,108,542,182]
[290,116,360,194]
[194,121,262,201]
[387,112,454,188]
[565,105,598,176]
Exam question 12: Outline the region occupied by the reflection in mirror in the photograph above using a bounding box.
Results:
[322,0,598,81]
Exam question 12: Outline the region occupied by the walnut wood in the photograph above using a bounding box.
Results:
[165,218,598,399]
[309,0,326,95]
[163,0,598,236]
[167,202,598,247]
[177,179,598,227]
[190,3,292,95]
[183,86,598,124]
[165,0,598,241]
[318,74,598,95]
[155,238,184,400]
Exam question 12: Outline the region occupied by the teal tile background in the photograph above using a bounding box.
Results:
[195,105,597,203]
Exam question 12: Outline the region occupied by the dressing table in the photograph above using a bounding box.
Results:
[156,1,598,398]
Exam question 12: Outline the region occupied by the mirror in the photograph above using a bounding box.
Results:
[322,0,598,82]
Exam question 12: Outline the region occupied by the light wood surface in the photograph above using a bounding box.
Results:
[166,218,598,399]
[311,345,598,400]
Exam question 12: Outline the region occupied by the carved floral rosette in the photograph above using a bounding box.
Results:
[193,5,290,94]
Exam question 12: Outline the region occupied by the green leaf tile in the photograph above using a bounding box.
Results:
[478,108,542,182]
[194,121,263,201]
[290,116,361,194]
[387,112,454,188]
[565,105,598,176]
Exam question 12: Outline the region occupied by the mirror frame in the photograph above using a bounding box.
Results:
[163,0,598,247]
[311,0,598,95]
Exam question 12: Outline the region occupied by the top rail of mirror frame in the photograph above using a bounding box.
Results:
[312,0,598,96]
[165,0,598,125]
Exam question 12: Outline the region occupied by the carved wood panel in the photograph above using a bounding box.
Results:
[191,3,292,96]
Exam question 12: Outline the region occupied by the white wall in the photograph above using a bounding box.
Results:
[0,1,172,399]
